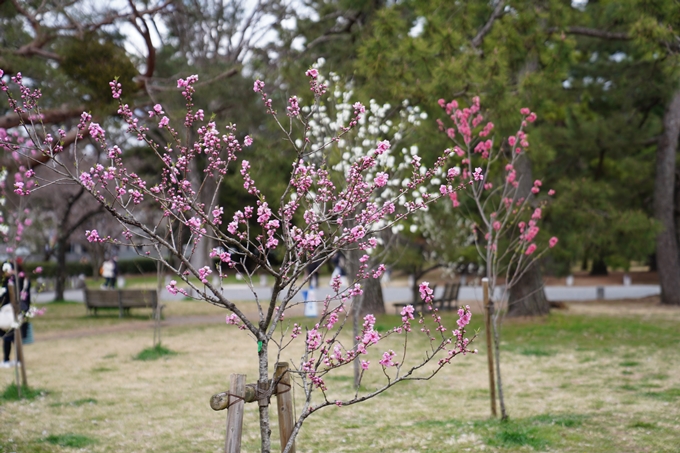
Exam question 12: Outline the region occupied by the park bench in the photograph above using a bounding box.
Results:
[84,288,163,318]
[393,282,461,315]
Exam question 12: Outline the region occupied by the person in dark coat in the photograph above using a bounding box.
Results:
[0,261,30,368]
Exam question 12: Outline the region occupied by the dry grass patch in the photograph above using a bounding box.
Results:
[0,300,678,452]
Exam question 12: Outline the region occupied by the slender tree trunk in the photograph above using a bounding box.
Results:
[507,265,549,317]
[655,89,680,305]
[54,238,67,301]
[258,339,272,453]
[507,153,550,315]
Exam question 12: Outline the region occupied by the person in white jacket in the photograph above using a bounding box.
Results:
[101,258,116,289]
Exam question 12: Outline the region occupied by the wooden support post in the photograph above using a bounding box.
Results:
[482,278,497,418]
[225,374,246,453]
[274,362,295,453]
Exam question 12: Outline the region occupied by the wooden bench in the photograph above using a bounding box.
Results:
[393,282,461,315]
[433,282,461,311]
[84,289,163,318]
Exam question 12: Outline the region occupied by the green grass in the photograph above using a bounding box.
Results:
[50,398,97,407]
[499,311,680,352]
[413,414,583,451]
[133,344,177,361]
[619,361,640,367]
[43,434,97,448]
[489,424,549,450]
[0,382,47,402]
[643,387,680,401]
[630,421,657,429]
[519,347,555,357]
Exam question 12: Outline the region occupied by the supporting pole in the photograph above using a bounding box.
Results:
[482,278,497,418]
[225,374,246,453]
[274,362,296,453]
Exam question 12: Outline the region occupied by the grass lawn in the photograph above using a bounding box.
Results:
[0,299,678,452]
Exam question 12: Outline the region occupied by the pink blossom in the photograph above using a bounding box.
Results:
[226,313,240,325]
[86,229,100,242]
[166,280,179,295]
[375,140,390,155]
[253,80,265,92]
[520,107,531,115]
[34,266,43,274]
[374,172,388,187]
[493,221,501,231]
[449,191,460,208]
[379,350,397,367]
[307,328,322,350]
[349,283,363,297]
[548,189,555,196]
[198,266,212,283]
[525,243,537,255]
[549,237,559,248]
[159,116,170,128]
[305,68,319,78]
[361,360,370,370]
[419,282,434,302]
[400,305,415,322]
[472,167,483,181]
[243,135,253,146]
[456,307,472,328]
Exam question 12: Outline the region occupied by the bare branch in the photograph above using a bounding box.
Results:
[0,105,85,129]
[471,0,506,49]
[546,26,632,41]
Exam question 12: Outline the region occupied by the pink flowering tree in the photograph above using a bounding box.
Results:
[1,67,477,452]
[434,97,557,419]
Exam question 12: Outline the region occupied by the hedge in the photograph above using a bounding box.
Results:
[23,261,94,278]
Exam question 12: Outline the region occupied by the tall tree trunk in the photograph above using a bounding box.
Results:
[590,256,608,276]
[358,276,385,317]
[655,89,680,305]
[507,265,549,317]
[55,238,67,301]
[507,153,550,315]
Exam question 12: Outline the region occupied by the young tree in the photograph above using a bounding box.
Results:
[434,96,556,419]
[2,68,478,452]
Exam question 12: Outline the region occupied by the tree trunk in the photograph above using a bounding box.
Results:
[358,276,385,317]
[54,238,67,301]
[507,264,549,317]
[507,153,550,316]
[655,89,680,305]
[590,256,608,276]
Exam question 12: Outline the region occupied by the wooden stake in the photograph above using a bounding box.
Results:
[225,374,246,453]
[482,278,497,417]
[274,362,296,453]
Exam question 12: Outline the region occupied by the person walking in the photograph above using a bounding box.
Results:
[0,261,30,368]
[101,257,116,289]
